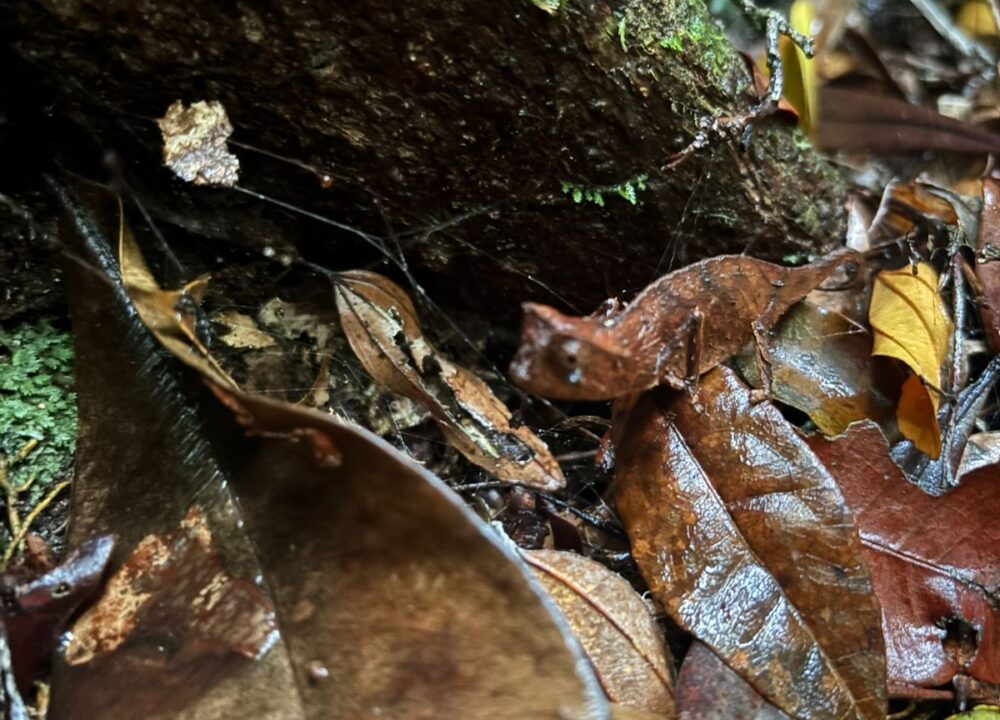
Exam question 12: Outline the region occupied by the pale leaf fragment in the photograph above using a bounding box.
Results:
[158,100,240,187]
[523,549,675,717]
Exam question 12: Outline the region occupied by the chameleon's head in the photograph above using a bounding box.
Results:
[509,302,627,401]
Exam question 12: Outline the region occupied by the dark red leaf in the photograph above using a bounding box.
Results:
[809,422,1000,693]
[1,535,113,694]
[676,642,791,720]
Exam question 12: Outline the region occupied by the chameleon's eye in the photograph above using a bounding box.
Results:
[558,339,582,368]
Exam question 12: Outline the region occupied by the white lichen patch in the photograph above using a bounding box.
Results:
[158,100,240,187]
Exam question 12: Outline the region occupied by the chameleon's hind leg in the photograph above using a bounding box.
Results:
[750,318,775,405]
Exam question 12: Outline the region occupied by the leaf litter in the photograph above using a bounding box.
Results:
[50,180,608,719]
[22,11,1000,717]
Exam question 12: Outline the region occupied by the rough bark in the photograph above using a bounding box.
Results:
[6,0,848,313]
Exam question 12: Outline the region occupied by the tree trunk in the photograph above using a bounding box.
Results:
[6,0,848,314]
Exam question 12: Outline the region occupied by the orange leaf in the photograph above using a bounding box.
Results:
[868,262,952,457]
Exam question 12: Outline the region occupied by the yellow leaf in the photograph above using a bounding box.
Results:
[958,0,998,36]
[780,0,818,133]
[868,262,953,458]
[946,706,1000,719]
[896,373,941,459]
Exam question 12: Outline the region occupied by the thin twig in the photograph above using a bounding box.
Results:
[2,479,71,569]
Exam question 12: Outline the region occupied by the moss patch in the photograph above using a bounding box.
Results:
[561,174,649,207]
[0,319,76,552]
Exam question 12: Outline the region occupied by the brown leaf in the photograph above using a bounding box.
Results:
[816,86,1000,155]
[522,549,675,716]
[510,248,861,401]
[57,509,278,719]
[335,270,565,490]
[735,301,897,437]
[676,642,791,720]
[614,368,886,720]
[809,422,1000,693]
[54,179,607,719]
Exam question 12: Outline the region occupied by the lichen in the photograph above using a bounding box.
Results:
[561,175,649,207]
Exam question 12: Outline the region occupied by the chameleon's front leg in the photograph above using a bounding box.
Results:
[654,307,705,409]
[684,308,705,408]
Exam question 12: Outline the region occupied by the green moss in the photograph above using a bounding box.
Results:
[561,175,649,207]
[658,15,730,81]
[0,320,76,506]
[791,128,814,152]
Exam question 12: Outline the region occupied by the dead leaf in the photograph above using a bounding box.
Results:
[522,549,675,716]
[960,431,1000,477]
[675,641,791,719]
[157,100,240,187]
[211,310,277,350]
[869,262,953,458]
[735,301,897,437]
[778,0,818,133]
[57,509,278,719]
[54,179,607,719]
[817,87,1000,155]
[809,422,1000,694]
[613,368,886,720]
[511,249,861,401]
[335,270,565,491]
[958,0,999,36]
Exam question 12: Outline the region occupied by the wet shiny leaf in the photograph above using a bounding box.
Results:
[613,368,886,720]
[809,422,1000,693]
[676,641,791,719]
[510,249,861,401]
[869,262,953,458]
[735,301,896,436]
[522,549,675,716]
[335,270,565,490]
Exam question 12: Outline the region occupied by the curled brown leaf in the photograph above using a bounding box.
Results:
[523,549,675,717]
[335,270,565,490]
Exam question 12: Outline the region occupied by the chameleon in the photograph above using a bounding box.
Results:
[509,247,862,401]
